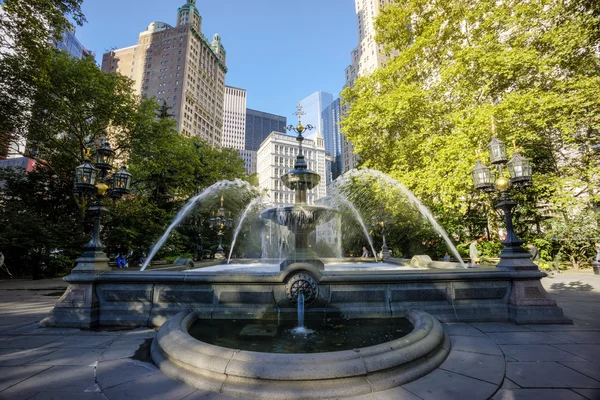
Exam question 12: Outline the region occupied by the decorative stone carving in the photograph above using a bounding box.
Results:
[285,272,318,305]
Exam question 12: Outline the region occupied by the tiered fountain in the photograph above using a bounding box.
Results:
[42,105,570,399]
[260,108,338,271]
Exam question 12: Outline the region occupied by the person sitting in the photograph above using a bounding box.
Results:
[139,252,147,267]
[443,252,451,262]
[361,247,369,257]
[116,254,128,268]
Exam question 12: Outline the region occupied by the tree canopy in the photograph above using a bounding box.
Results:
[341,0,600,264]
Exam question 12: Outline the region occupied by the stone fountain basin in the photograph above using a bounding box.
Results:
[260,204,339,229]
[151,309,450,399]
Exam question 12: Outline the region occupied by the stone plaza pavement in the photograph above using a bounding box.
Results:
[0,273,598,400]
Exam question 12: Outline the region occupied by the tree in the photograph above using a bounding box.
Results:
[341,0,600,264]
[104,100,252,258]
[0,166,86,277]
[0,0,85,156]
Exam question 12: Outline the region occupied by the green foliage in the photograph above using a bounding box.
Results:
[0,45,253,276]
[0,0,85,156]
[0,166,86,277]
[342,0,600,267]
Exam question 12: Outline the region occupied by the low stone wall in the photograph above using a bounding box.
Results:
[151,309,450,399]
[41,263,571,328]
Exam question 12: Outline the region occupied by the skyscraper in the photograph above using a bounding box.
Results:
[322,98,343,179]
[298,91,333,136]
[342,0,396,172]
[244,109,286,152]
[55,27,93,59]
[222,85,246,150]
[101,0,227,147]
[299,92,343,181]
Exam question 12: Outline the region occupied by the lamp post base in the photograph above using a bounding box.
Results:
[496,243,538,271]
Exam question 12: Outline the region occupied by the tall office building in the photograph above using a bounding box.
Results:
[257,131,327,205]
[298,91,333,136]
[56,27,93,59]
[245,109,286,152]
[238,149,257,175]
[342,0,396,172]
[298,92,343,182]
[101,0,227,147]
[222,85,246,149]
[322,98,343,179]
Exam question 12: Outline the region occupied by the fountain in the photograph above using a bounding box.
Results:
[42,105,571,399]
[260,115,339,270]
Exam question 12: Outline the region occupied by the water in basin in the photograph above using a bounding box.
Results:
[188,317,414,353]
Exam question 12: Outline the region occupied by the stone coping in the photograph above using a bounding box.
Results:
[151,310,451,399]
[65,267,546,284]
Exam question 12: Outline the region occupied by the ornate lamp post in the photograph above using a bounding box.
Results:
[371,216,391,260]
[471,134,535,270]
[72,139,132,272]
[209,196,233,258]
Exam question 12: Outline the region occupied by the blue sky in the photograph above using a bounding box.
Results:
[74,0,358,126]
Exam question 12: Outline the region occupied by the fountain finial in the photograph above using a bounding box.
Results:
[286,102,314,139]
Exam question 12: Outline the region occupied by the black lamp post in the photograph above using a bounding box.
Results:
[72,139,132,272]
[209,196,233,258]
[371,216,390,260]
[471,136,536,270]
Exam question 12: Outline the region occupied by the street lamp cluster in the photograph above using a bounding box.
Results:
[209,196,233,258]
[471,136,537,270]
[72,138,132,272]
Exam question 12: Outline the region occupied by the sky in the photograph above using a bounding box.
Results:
[74,0,358,127]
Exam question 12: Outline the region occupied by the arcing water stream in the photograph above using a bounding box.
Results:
[141,179,252,271]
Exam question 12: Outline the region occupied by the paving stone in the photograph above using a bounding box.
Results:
[0,347,58,366]
[470,323,532,333]
[43,335,116,349]
[499,378,520,389]
[0,336,62,349]
[182,389,238,399]
[485,333,514,345]
[573,388,600,400]
[97,359,158,390]
[103,371,197,400]
[26,348,105,366]
[500,345,589,362]
[546,331,600,344]
[98,339,146,361]
[491,388,587,400]
[1,326,81,336]
[120,328,157,340]
[372,386,422,400]
[443,323,487,337]
[0,365,50,391]
[439,349,505,385]
[450,335,503,356]
[554,344,600,362]
[488,331,573,345]
[402,369,497,400]
[506,362,600,388]
[4,365,97,393]
[559,361,600,381]
[523,324,600,332]
[0,388,40,400]
[27,392,108,400]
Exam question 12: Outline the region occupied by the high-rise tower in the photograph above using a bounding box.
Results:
[101,0,227,147]
[222,85,246,150]
[342,0,396,171]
